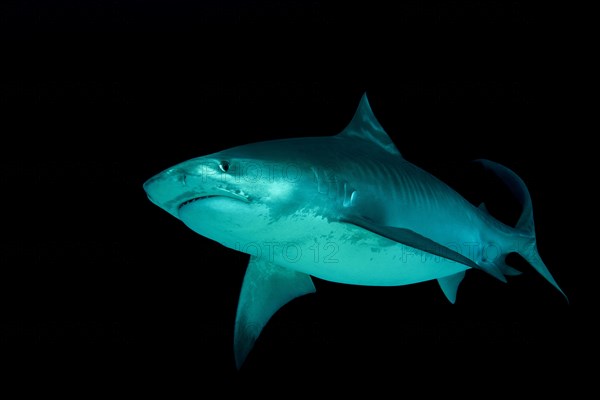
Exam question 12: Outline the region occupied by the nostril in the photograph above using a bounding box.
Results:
[168,169,186,185]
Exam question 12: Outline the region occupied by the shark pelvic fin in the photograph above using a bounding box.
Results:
[477,260,509,283]
[437,271,466,304]
[340,215,479,270]
[234,256,316,369]
[478,202,490,214]
[337,93,402,157]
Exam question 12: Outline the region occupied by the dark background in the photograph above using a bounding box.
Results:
[1,0,586,394]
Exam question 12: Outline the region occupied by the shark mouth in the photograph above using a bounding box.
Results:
[178,196,216,209]
[177,191,250,211]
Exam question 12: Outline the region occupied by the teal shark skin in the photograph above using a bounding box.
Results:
[143,93,567,368]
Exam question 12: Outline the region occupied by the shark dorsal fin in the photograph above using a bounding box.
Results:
[337,93,402,157]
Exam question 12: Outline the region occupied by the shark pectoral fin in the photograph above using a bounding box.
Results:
[234,255,316,369]
[437,271,466,304]
[340,216,479,270]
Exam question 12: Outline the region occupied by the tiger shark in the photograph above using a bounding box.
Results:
[143,93,567,369]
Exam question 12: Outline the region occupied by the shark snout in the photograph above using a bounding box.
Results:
[144,164,248,218]
[143,168,196,218]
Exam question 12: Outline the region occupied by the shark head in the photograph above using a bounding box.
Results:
[143,93,403,253]
[143,141,325,249]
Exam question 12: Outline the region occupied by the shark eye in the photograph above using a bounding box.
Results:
[219,161,230,173]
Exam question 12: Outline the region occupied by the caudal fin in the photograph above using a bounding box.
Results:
[475,159,568,302]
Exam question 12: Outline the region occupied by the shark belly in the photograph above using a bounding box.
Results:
[231,214,471,287]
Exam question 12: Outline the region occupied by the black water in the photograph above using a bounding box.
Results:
[1,0,585,395]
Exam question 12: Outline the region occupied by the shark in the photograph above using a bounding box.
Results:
[143,93,567,369]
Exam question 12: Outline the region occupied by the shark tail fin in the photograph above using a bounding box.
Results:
[475,159,568,303]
